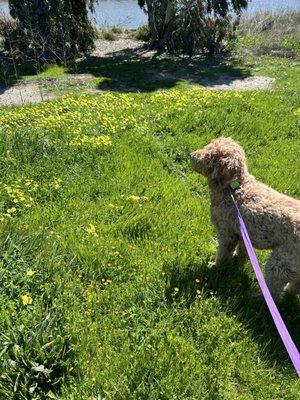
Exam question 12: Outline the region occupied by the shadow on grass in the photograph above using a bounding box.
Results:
[164,256,300,373]
[0,56,39,94]
[0,44,252,94]
[68,46,251,93]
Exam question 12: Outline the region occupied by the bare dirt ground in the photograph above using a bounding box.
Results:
[196,75,274,90]
[92,37,151,58]
[0,38,274,106]
[0,82,55,106]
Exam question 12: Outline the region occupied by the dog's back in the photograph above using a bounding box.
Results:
[235,177,300,250]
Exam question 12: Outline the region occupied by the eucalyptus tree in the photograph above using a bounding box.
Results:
[138,0,249,55]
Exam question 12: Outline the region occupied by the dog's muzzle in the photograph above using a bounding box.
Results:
[189,150,203,172]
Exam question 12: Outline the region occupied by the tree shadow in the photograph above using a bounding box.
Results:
[0,55,56,105]
[0,53,44,103]
[0,52,38,84]
[66,45,252,93]
[164,255,300,374]
[0,43,252,97]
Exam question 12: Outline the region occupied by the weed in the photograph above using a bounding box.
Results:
[101,29,118,41]
[131,24,151,42]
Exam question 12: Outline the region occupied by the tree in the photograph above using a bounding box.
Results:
[3,0,97,63]
[138,0,249,55]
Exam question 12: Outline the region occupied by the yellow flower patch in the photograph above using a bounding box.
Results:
[0,93,137,136]
[1,179,38,221]
[69,135,112,148]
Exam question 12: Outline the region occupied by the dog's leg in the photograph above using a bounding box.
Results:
[265,250,290,302]
[285,280,300,295]
[235,240,247,260]
[215,234,237,267]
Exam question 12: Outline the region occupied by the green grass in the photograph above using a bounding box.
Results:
[0,33,300,400]
[38,65,68,79]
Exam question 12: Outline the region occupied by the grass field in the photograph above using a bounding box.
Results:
[0,19,300,399]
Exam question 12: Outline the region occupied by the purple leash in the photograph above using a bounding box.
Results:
[229,187,300,377]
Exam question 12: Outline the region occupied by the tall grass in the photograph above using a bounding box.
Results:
[236,11,300,57]
[237,11,300,39]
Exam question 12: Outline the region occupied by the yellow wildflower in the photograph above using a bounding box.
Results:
[21,295,33,305]
[101,278,112,286]
[293,108,300,116]
[108,203,123,210]
[50,177,62,190]
[6,207,17,214]
[26,269,36,277]
[86,224,98,237]
[126,195,140,202]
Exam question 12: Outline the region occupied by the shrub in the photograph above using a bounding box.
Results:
[1,0,97,64]
[101,28,118,41]
[111,25,123,34]
[133,24,151,42]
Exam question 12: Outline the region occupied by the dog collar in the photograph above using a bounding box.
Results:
[229,179,240,190]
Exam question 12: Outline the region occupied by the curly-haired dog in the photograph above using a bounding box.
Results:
[190,137,300,301]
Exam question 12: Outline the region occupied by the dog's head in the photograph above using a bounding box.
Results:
[190,137,247,188]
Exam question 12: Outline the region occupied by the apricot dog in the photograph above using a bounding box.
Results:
[190,137,300,301]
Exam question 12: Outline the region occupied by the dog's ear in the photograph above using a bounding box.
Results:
[211,150,245,188]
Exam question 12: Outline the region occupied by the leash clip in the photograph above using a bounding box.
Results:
[229,179,240,191]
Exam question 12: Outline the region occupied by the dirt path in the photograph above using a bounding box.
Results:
[0,38,275,106]
[198,75,274,91]
[0,82,55,106]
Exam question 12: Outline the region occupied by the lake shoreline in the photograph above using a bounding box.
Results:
[0,0,299,29]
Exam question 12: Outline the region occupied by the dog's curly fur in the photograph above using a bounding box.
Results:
[190,137,300,301]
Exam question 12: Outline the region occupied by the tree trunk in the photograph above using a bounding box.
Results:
[145,0,158,41]
[156,0,173,49]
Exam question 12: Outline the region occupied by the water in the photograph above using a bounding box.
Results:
[0,0,147,28]
[90,0,147,29]
[0,0,299,29]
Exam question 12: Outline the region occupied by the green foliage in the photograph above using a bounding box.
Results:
[1,318,74,399]
[101,28,118,41]
[236,11,300,58]
[99,25,123,41]
[138,0,249,55]
[131,24,151,41]
[0,53,299,399]
[111,25,123,35]
[0,235,75,399]
[3,0,97,63]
